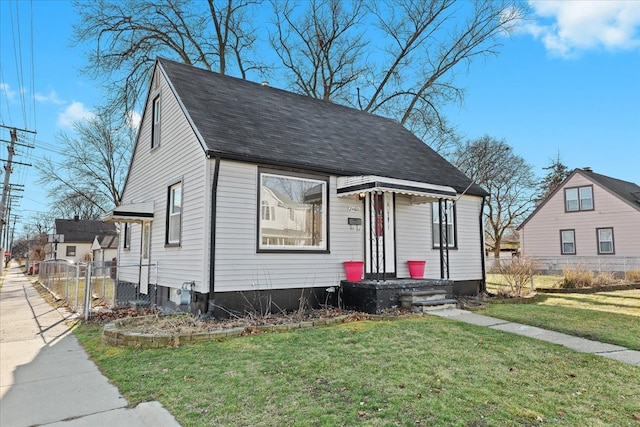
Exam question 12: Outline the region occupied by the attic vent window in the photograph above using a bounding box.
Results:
[565,185,593,212]
[151,95,161,149]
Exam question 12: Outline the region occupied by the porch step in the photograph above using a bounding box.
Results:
[400,289,448,309]
[410,298,458,312]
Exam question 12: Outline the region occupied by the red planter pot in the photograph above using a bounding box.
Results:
[343,261,364,282]
[407,260,426,278]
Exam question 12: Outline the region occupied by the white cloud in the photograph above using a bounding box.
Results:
[126,110,142,130]
[0,82,17,101]
[524,0,640,57]
[34,89,65,105]
[58,101,95,127]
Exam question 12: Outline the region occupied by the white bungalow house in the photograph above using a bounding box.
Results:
[106,58,488,316]
[518,168,640,274]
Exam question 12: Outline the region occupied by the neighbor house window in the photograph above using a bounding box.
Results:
[151,95,161,149]
[565,186,593,212]
[560,229,576,255]
[432,200,456,248]
[166,182,182,245]
[597,227,614,254]
[66,246,76,257]
[258,170,328,251]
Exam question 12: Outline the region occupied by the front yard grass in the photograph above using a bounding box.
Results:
[75,315,640,427]
[486,273,562,294]
[475,290,640,351]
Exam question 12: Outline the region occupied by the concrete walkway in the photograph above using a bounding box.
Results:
[0,262,181,427]
[429,308,640,366]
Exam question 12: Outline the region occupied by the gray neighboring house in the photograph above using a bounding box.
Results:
[106,57,488,316]
[518,168,640,273]
[47,218,118,263]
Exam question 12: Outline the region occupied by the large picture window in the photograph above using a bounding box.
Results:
[166,182,182,245]
[258,171,328,251]
[432,200,456,248]
[560,229,576,255]
[596,227,614,254]
[565,185,593,212]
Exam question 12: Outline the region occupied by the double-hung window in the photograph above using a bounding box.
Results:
[432,200,456,248]
[596,228,614,254]
[560,229,576,255]
[166,182,182,245]
[258,170,328,251]
[66,246,76,257]
[565,186,593,212]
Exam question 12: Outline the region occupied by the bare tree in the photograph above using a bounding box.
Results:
[451,135,536,258]
[270,0,525,150]
[73,0,264,114]
[37,109,134,217]
[270,0,368,103]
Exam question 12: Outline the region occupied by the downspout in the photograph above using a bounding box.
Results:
[479,196,487,294]
[207,156,221,316]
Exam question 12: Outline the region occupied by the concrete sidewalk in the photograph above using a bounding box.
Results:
[429,308,640,366]
[0,262,181,427]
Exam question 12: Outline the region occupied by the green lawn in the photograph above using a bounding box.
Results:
[475,290,640,351]
[75,315,640,427]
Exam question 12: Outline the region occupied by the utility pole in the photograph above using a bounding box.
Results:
[0,125,36,259]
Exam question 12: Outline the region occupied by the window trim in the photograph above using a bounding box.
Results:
[151,94,161,149]
[564,185,594,212]
[560,229,576,255]
[256,168,330,253]
[596,227,615,255]
[432,200,457,249]
[165,180,183,247]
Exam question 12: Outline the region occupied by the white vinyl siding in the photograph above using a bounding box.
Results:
[395,195,483,281]
[117,68,209,292]
[214,160,361,292]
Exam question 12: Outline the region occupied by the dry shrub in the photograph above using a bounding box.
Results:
[626,270,640,283]
[561,268,593,289]
[593,271,617,287]
[496,257,537,297]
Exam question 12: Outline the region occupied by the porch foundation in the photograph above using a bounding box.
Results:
[340,278,454,314]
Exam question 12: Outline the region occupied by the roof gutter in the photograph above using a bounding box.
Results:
[207,155,221,316]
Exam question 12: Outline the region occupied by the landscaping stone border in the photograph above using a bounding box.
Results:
[102,312,423,348]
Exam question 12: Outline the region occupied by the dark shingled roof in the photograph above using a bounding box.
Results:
[581,169,640,209]
[157,58,487,197]
[54,219,118,244]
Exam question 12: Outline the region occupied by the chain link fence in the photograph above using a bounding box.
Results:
[37,259,158,319]
[486,256,640,277]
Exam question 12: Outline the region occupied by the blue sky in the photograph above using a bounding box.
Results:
[1,0,639,236]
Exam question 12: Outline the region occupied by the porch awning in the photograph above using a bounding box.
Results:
[103,202,154,223]
[336,175,456,203]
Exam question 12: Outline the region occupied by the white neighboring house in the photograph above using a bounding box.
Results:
[47,218,118,263]
[106,58,488,316]
[518,168,640,273]
[91,234,119,265]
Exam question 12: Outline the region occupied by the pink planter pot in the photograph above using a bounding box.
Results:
[343,261,364,282]
[407,260,426,278]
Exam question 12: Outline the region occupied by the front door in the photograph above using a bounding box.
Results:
[364,192,395,277]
